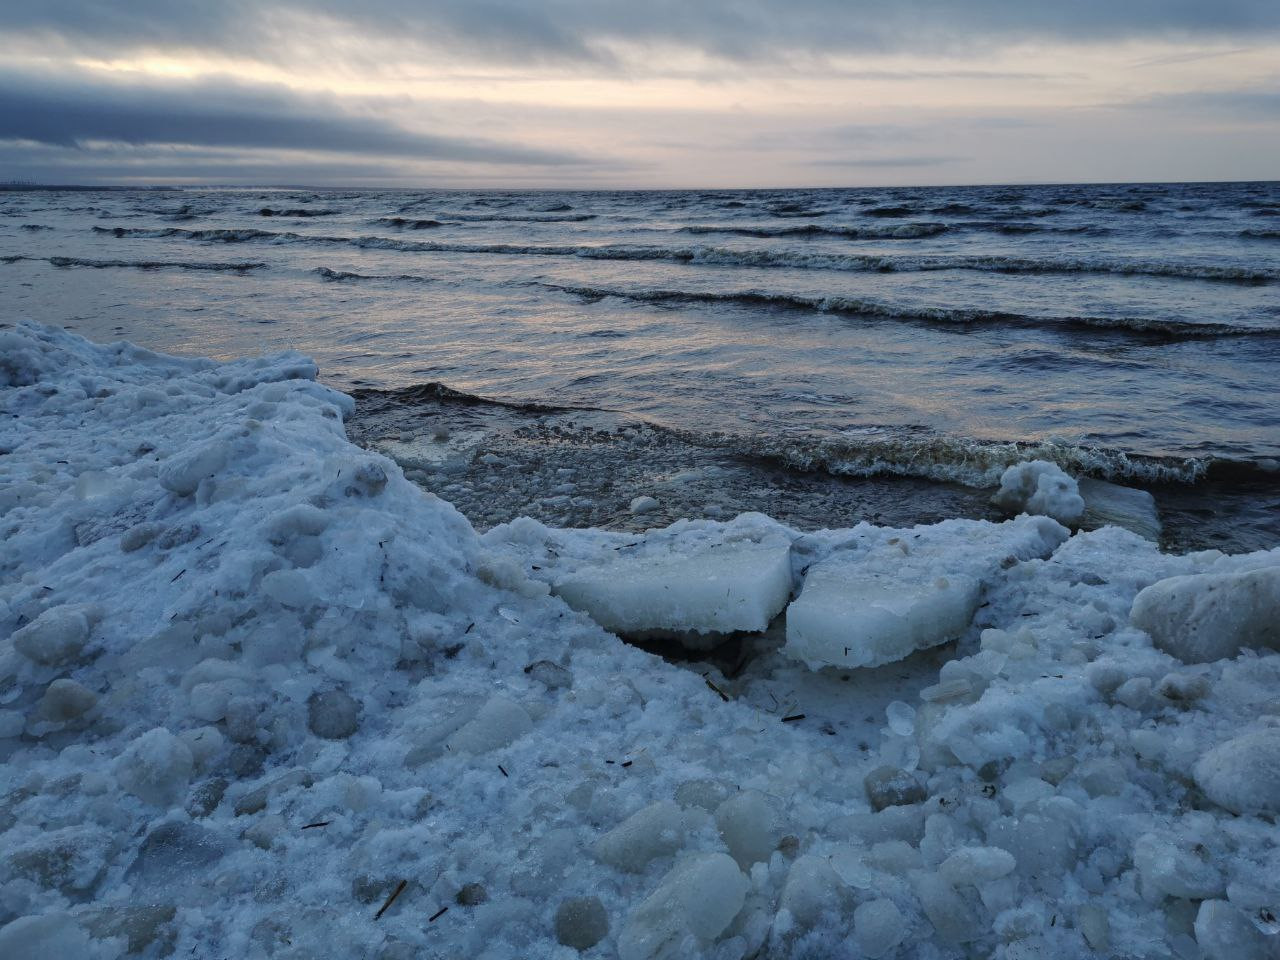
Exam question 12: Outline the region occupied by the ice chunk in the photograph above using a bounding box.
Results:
[864,766,926,812]
[307,689,360,740]
[0,913,95,960]
[34,679,98,723]
[12,604,93,666]
[1133,833,1223,900]
[553,543,791,641]
[1078,477,1161,541]
[445,696,532,754]
[992,460,1084,525]
[853,899,906,959]
[158,437,229,495]
[617,853,748,960]
[1194,729,1280,817]
[115,727,195,806]
[555,897,609,951]
[785,567,980,670]
[1131,566,1280,663]
[915,873,980,943]
[715,790,775,868]
[593,801,687,872]
[1195,900,1278,960]
[778,855,844,929]
[938,846,1016,886]
[629,495,660,515]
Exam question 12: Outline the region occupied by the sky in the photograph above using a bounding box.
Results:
[2,1,1278,188]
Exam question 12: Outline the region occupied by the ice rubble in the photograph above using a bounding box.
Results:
[3,321,1280,960]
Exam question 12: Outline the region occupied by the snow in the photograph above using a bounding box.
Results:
[4,321,1280,960]
[992,459,1085,525]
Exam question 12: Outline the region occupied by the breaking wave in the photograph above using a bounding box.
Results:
[312,266,435,283]
[680,222,949,240]
[1,254,265,272]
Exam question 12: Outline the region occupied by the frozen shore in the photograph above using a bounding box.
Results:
[2,321,1279,959]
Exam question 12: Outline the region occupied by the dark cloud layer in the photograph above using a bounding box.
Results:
[0,68,583,166]
[8,1,1280,65]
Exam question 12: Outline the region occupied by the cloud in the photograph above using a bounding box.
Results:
[0,67,587,166]
[5,1,1280,67]
[1117,83,1280,118]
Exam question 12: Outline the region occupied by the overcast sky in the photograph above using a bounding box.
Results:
[2,1,1278,187]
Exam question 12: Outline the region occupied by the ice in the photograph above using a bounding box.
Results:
[114,727,195,806]
[853,898,906,958]
[444,696,533,754]
[785,567,980,670]
[555,896,610,950]
[938,846,1017,886]
[593,801,688,872]
[617,853,748,960]
[715,790,775,868]
[1194,729,1280,817]
[11,604,94,666]
[6,321,1280,960]
[1078,477,1161,541]
[0,913,95,960]
[629,495,660,515]
[553,541,792,642]
[991,460,1085,525]
[1195,900,1278,960]
[1130,566,1280,663]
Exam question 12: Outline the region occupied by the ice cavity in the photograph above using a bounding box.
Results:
[783,515,1068,670]
[992,460,1085,525]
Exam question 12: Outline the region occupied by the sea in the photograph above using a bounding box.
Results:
[3,181,1279,551]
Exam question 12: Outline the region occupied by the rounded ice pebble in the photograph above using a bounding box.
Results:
[445,696,532,754]
[593,800,687,872]
[1193,729,1280,817]
[0,912,95,960]
[115,727,195,806]
[12,605,91,666]
[617,853,748,960]
[938,846,1016,887]
[864,766,926,812]
[1195,900,1278,960]
[886,701,916,737]
[853,899,905,959]
[307,690,360,740]
[35,679,98,722]
[629,495,659,515]
[715,790,775,868]
[158,438,229,496]
[778,855,844,929]
[1130,566,1280,664]
[991,460,1083,525]
[555,896,609,951]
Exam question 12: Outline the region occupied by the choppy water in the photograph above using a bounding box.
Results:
[3,182,1279,546]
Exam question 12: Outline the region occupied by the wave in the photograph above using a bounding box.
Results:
[680,222,949,240]
[2,254,265,272]
[543,283,1278,338]
[698,430,1221,487]
[258,207,339,217]
[19,224,52,231]
[312,266,435,283]
[1241,229,1280,240]
[97,223,1280,283]
[353,377,1277,489]
[432,212,598,222]
[372,217,446,229]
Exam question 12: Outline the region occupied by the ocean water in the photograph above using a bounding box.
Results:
[3,181,1279,547]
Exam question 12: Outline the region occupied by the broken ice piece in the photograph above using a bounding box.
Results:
[785,567,980,670]
[552,543,791,646]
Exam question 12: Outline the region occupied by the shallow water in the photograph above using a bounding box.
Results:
[3,182,1278,547]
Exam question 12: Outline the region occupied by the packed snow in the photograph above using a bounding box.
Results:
[3,321,1280,960]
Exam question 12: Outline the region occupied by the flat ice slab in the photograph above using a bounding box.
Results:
[786,568,980,670]
[553,542,792,640]
[1079,477,1161,542]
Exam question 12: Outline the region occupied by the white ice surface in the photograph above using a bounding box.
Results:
[4,322,1280,960]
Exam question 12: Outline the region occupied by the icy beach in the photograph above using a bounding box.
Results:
[3,321,1280,960]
